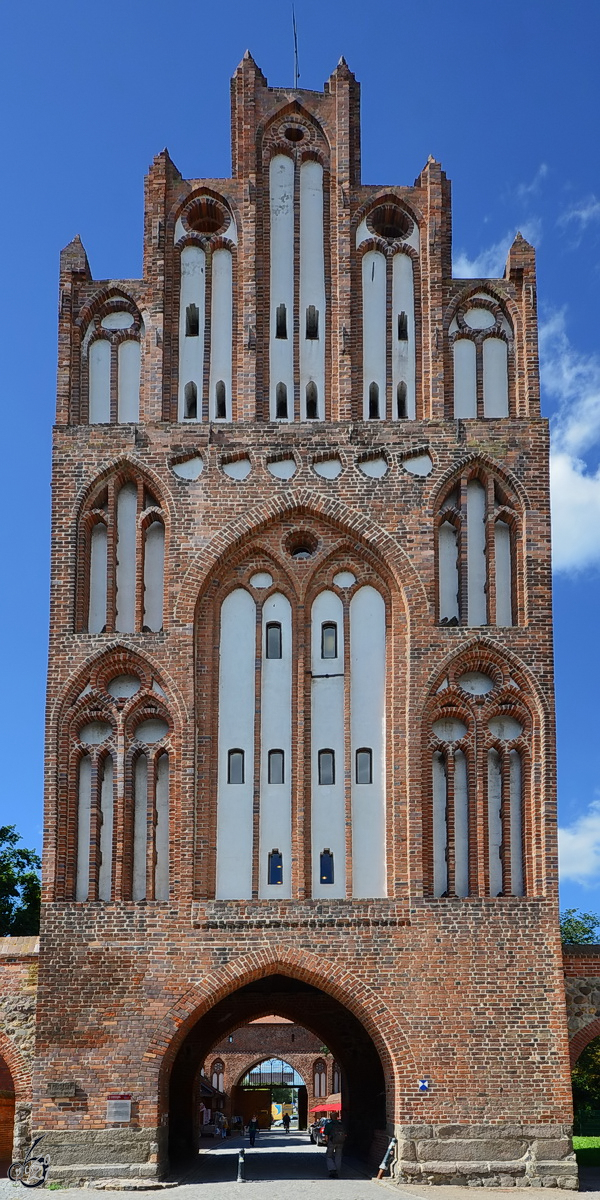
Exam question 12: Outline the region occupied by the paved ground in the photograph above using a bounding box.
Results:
[1,1132,599,1198]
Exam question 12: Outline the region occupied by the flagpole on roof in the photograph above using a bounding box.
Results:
[292,5,300,88]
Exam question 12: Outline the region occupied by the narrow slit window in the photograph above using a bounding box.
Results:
[186,304,199,337]
[268,849,283,885]
[215,380,226,419]
[318,749,335,786]
[184,381,197,420]
[227,749,244,784]
[306,381,318,420]
[356,748,373,784]
[321,622,337,659]
[305,305,319,339]
[276,382,288,419]
[266,622,282,659]
[276,304,287,339]
[320,849,334,884]
[268,749,285,785]
[397,381,408,419]
[368,381,380,419]
[398,311,408,341]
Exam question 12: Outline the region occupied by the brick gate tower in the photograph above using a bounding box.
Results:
[36,56,576,1186]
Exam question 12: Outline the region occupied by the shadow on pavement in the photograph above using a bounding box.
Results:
[177,1132,369,1185]
[580,1166,600,1191]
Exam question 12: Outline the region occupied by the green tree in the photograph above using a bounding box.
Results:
[560,908,600,945]
[0,826,41,936]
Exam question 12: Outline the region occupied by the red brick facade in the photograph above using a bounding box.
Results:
[32,55,577,1186]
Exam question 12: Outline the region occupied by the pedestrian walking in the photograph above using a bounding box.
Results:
[248,1114,259,1147]
[282,1112,290,1133]
[323,1114,346,1178]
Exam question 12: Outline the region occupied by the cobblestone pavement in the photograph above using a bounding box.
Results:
[1,1133,599,1200]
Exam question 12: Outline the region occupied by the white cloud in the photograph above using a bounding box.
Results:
[541,312,600,572]
[517,163,548,198]
[559,194,600,232]
[453,219,542,279]
[559,799,600,885]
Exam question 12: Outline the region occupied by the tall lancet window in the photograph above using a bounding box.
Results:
[358,202,418,419]
[68,669,172,905]
[85,305,142,425]
[299,160,325,419]
[80,475,165,634]
[268,147,326,420]
[436,470,518,627]
[450,297,512,418]
[176,195,235,422]
[426,667,529,899]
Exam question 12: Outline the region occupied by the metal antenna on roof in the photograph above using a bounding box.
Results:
[292,5,300,88]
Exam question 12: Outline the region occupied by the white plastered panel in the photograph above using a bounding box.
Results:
[362,250,386,418]
[178,245,205,421]
[75,756,92,901]
[483,337,509,417]
[98,756,114,902]
[299,161,325,419]
[392,253,415,418]
[311,591,345,897]
[216,589,256,899]
[350,586,386,898]
[209,248,233,420]
[467,480,487,626]
[259,593,292,898]
[115,483,137,633]
[89,339,111,424]
[453,339,477,418]
[269,155,295,419]
[118,339,140,422]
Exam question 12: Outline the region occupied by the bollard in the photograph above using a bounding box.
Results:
[237,1146,245,1183]
[376,1135,397,1180]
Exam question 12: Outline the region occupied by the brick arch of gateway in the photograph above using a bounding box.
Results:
[139,948,417,1161]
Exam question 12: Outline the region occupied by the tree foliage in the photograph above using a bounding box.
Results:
[0,826,41,936]
[560,908,600,945]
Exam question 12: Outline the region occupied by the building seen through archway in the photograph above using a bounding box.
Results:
[32,51,577,1189]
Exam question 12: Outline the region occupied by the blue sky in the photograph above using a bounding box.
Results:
[0,0,599,912]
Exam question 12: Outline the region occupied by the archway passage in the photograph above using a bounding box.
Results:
[233,1058,307,1132]
[0,1054,15,1176]
[168,973,386,1166]
[572,1035,600,1135]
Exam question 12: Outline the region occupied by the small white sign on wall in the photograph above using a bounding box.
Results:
[106,1098,131,1123]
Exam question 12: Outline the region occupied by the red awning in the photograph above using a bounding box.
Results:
[309,1102,340,1112]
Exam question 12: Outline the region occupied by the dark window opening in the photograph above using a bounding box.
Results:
[356,748,373,784]
[184,381,197,420]
[292,546,312,559]
[276,382,288,419]
[397,311,408,341]
[228,749,244,784]
[368,381,380,420]
[186,304,200,337]
[215,380,226,419]
[321,622,337,659]
[318,749,335,786]
[320,849,334,884]
[268,750,285,785]
[306,381,318,420]
[276,304,287,339]
[268,849,283,884]
[305,305,319,340]
[397,381,408,419]
[266,622,282,659]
